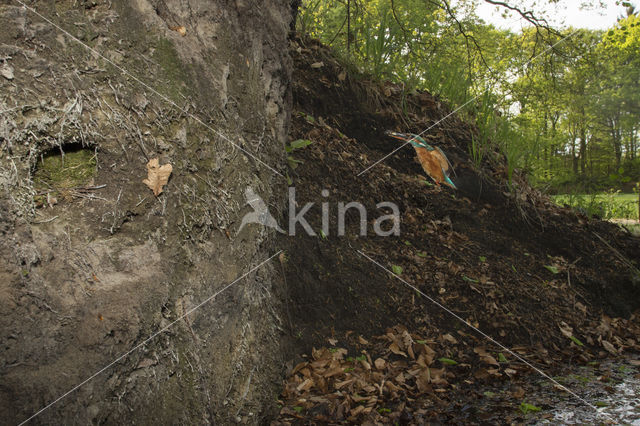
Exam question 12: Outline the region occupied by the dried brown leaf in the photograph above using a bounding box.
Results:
[602,340,617,354]
[374,358,386,370]
[296,378,314,392]
[511,386,525,398]
[504,368,517,377]
[442,333,458,344]
[142,158,172,196]
[559,322,573,338]
[169,25,187,36]
[335,378,354,389]
[389,342,407,357]
[416,369,431,392]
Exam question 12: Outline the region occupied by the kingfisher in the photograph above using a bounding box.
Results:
[385,131,456,189]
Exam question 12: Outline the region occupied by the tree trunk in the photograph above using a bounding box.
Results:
[579,128,587,175]
[608,116,622,168]
[571,135,579,175]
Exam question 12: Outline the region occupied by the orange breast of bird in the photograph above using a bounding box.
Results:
[432,149,451,175]
[415,147,446,184]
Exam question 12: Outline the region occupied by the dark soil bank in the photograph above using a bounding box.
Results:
[274,36,640,424]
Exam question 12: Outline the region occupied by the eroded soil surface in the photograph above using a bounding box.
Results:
[0,1,292,423]
[274,36,640,424]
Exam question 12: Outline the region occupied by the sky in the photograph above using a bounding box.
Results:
[472,0,635,31]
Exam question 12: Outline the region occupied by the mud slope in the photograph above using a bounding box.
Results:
[0,1,291,424]
[275,36,640,423]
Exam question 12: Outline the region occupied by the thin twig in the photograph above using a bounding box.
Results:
[33,215,59,224]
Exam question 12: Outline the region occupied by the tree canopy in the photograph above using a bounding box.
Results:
[296,0,640,192]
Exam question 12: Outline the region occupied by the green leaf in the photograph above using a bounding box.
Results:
[391,265,403,275]
[519,402,541,414]
[416,339,427,344]
[498,353,508,363]
[462,275,478,283]
[483,391,496,398]
[569,336,584,346]
[289,139,313,150]
[544,265,560,274]
[479,256,486,262]
[417,252,427,258]
[293,406,303,413]
[438,357,458,365]
[595,401,608,407]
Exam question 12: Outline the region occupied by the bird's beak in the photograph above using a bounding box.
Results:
[385,130,411,142]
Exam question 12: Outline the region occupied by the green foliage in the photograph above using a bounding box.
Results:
[391,265,403,275]
[286,139,313,152]
[569,335,584,346]
[519,402,542,414]
[298,0,472,95]
[298,1,640,194]
[553,191,639,220]
[286,139,313,169]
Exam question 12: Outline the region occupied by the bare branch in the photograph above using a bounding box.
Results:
[482,0,551,29]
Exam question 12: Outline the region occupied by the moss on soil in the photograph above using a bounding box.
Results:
[152,37,192,102]
[33,147,96,192]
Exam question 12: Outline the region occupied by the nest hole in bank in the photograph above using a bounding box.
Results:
[32,143,97,206]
